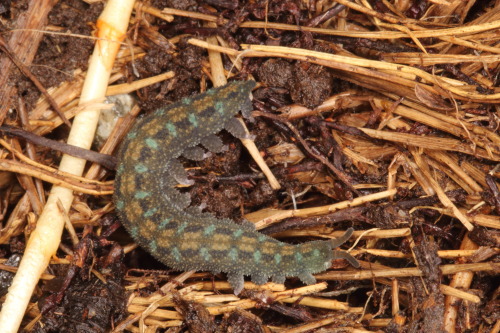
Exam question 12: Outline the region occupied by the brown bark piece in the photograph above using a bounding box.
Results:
[0,0,58,125]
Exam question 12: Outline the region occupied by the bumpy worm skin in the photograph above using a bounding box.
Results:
[114,81,359,294]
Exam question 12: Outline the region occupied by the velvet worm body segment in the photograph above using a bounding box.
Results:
[114,80,359,294]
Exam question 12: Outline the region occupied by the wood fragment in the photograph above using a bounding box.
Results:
[0,0,59,124]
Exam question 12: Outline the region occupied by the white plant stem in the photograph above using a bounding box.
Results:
[0,1,135,331]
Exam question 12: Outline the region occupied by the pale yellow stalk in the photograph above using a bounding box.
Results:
[0,1,135,331]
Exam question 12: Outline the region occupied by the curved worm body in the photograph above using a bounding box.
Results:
[114,81,359,294]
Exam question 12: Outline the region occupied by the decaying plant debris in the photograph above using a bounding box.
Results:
[0,0,499,332]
